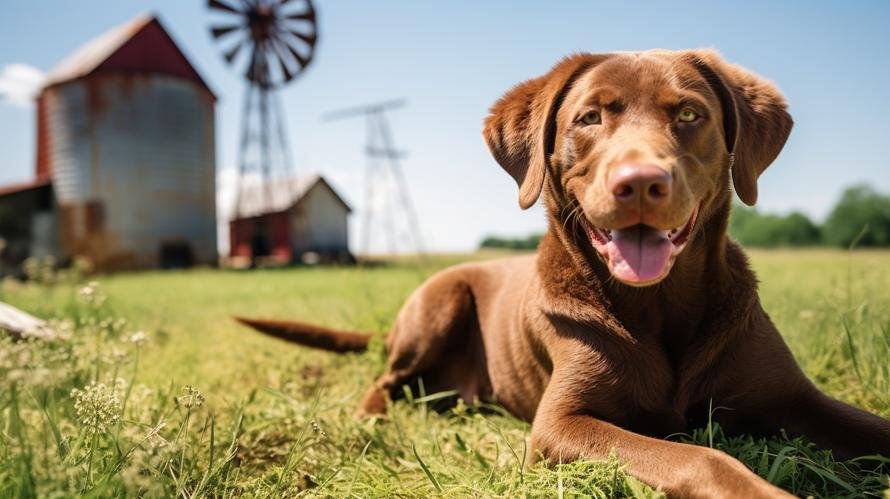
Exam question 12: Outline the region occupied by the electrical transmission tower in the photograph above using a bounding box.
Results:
[323,99,424,257]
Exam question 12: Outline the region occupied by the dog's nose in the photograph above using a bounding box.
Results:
[608,164,672,207]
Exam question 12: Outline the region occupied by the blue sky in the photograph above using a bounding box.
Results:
[2,1,889,252]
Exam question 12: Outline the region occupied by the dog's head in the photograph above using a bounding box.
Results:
[483,49,792,287]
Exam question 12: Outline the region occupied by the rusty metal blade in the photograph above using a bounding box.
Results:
[285,10,315,22]
[208,0,242,14]
[277,36,310,68]
[211,24,242,39]
[286,29,317,48]
[224,40,245,64]
[273,47,295,82]
[245,43,260,81]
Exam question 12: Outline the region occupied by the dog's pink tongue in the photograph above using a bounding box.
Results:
[607,226,673,284]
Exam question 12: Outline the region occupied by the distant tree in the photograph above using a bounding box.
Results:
[780,212,822,246]
[822,185,890,247]
[730,205,820,247]
[479,234,542,250]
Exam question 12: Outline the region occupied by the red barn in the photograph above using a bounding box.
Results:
[0,14,217,274]
[229,175,353,265]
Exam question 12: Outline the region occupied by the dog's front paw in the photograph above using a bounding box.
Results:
[674,448,794,499]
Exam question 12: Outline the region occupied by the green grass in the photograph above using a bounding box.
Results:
[1,249,888,497]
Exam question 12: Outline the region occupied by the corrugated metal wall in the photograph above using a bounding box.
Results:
[41,74,216,269]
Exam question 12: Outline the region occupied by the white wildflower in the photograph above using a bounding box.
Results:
[78,281,107,307]
[108,347,130,364]
[125,331,148,345]
[311,419,327,437]
[71,382,121,435]
[176,385,205,409]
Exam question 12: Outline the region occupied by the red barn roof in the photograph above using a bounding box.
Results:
[42,13,214,98]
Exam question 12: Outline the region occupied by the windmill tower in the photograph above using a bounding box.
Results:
[206,0,318,218]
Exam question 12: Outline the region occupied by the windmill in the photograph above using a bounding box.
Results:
[323,99,425,257]
[206,0,318,218]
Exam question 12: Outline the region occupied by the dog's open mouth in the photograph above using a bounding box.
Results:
[583,206,699,286]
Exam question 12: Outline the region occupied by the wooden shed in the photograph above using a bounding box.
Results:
[229,175,353,265]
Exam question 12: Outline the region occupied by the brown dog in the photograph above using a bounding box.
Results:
[236,49,890,498]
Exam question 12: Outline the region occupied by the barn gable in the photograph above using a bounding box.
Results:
[297,177,352,214]
[42,14,214,98]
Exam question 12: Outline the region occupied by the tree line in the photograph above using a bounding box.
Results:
[479,185,890,250]
[731,185,890,247]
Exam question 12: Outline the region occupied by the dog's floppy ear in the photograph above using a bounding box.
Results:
[483,54,605,209]
[687,50,793,206]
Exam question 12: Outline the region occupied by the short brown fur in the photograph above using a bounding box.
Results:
[237,49,890,498]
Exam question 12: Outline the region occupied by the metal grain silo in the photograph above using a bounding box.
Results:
[35,14,217,270]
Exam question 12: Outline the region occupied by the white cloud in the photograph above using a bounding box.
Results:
[0,64,45,108]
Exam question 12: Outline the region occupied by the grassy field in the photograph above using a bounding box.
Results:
[1,249,889,497]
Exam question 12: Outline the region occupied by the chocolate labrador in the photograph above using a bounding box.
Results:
[236,49,890,497]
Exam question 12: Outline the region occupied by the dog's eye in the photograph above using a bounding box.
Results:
[677,108,699,123]
[579,110,602,125]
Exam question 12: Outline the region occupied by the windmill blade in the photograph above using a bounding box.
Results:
[208,0,243,14]
[274,34,311,68]
[223,39,247,64]
[208,0,315,84]
[285,10,315,22]
[284,28,317,48]
[270,41,296,82]
[245,43,261,82]
[211,24,243,39]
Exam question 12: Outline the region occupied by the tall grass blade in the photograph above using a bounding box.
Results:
[412,443,442,492]
[841,319,864,384]
[766,446,795,484]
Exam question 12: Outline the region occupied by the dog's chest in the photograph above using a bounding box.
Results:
[604,331,713,435]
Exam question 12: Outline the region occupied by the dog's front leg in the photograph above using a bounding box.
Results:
[754,384,890,461]
[529,368,792,498]
[723,311,890,461]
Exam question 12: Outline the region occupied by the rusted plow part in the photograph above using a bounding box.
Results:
[0,302,54,340]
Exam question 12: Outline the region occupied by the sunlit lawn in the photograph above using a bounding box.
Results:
[1,249,888,497]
